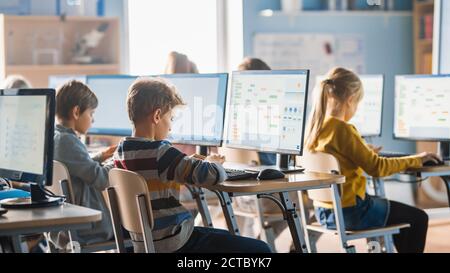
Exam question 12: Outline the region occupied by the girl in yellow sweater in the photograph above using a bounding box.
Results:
[305,67,441,253]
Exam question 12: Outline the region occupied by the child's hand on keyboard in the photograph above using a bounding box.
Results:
[190,154,207,160]
[206,154,226,165]
[101,145,118,162]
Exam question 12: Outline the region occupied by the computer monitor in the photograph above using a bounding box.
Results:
[48,74,86,89]
[86,75,137,136]
[86,74,229,148]
[394,75,450,142]
[157,73,228,147]
[226,70,310,170]
[315,75,384,137]
[0,89,61,208]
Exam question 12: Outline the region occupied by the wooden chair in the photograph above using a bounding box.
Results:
[107,168,156,253]
[48,160,130,253]
[297,152,410,253]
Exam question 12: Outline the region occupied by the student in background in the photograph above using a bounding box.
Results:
[2,75,32,89]
[305,67,441,253]
[165,51,199,74]
[113,77,271,253]
[53,80,117,247]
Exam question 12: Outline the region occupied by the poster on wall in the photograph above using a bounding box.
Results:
[253,33,365,89]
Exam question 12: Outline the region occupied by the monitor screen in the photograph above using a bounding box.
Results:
[158,73,228,146]
[86,75,137,136]
[49,75,86,89]
[86,74,229,147]
[226,70,310,155]
[394,75,450,141]
[0,89,55,186]
[315,75,384,137]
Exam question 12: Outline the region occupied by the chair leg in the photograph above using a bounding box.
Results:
[384,235,395,253]
[298,191,313,253]
[136,194,156,253]
[345,245,356,253]
[330,184,352,253]
[107,187,127,253]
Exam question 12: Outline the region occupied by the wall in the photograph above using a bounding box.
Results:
[103,0,128,73]
[243,0,416,153]
[438,0,450,73]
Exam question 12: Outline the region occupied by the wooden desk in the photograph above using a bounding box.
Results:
[406,164,450,207]
[371,164,450,209]
[0,203,101,253]
[191,164,345,253]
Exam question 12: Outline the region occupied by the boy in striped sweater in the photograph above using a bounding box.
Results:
[113,77,271,253]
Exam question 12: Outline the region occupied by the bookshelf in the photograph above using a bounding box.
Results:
[0,15,120,88]
[413,0,434,74]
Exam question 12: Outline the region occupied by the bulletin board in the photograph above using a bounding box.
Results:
[253,33,366,83]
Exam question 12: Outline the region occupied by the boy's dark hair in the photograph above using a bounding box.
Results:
[127,77,185,125]
[56,80,98,120]
[238,57,271,71]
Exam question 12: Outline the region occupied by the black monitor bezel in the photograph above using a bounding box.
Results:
[225,69,310,156]
[393,74,450,142]
[0,88,55,187]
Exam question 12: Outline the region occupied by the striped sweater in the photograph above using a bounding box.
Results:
[113,137,227,252]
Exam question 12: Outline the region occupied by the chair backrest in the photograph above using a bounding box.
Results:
[298,151,341,202]
[51,160,75,203]
[108,168,154,234]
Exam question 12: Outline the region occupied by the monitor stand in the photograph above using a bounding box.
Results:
[0,183,63,209]
[275,154,304,173]
[440,142,450,161]
[196,145,209,157]
[246,154,305,174]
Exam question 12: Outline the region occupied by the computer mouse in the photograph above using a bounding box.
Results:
[257,169,286,181]
[423,160,445,167]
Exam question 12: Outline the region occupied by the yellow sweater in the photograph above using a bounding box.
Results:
[313,117,422,209]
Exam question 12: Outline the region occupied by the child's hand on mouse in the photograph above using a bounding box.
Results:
[417,152,442,165]
[101,145,117,162]
[206,154,226,165]
[367,144,383,154]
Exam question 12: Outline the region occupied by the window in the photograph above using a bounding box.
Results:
[127,0,218,75]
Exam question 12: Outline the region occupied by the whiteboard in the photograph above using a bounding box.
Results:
[253,33,365,87]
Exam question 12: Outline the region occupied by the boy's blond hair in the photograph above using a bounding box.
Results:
[127,77,185,125]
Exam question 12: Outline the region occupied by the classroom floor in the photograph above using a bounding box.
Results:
[208,206,450,253]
